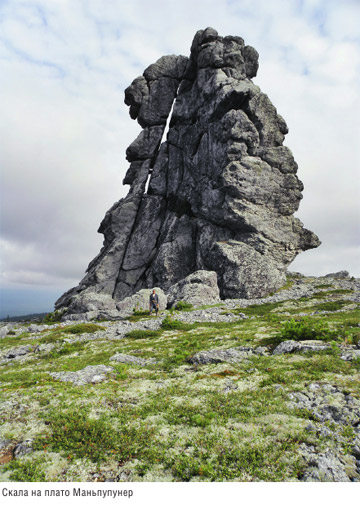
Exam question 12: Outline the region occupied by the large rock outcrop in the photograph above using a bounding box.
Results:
[56,28,320,313]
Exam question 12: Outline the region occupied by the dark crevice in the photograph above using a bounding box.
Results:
[111,194,146,299]
[211,90,251,122]
[167,193,194,218]
[191,131,206,157]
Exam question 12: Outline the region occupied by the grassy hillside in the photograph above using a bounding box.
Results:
[0,275,359,482]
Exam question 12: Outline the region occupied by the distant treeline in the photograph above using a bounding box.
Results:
[0,312,49,323]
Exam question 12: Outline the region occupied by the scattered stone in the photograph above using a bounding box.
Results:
[0,439,11,449]
[34,343,56,354]
[340,350,360,362]
[324,270,350,279]
[167,270,220,307]
[0,325,12,339]
[27,324,54,333]
[188,346,256,365]
[223,379,238,393]
[176,308,243,324]
[49,365,114,386]
[352,444,360,460]
[299,444,352,482]
[272,340,331,355]
[272,340,300,355]
[110,353,157,366]
[254,346,268,355]
[0,325,28,338]
[289,383,360,481]
[13,439,34,458]
[289,384,360,426]
[4,345,33,359]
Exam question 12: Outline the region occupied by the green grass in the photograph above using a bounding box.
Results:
[234,302,284,317]
[61,323,106,334]
[163,433,304,481]
[0,369,53,391]
[1,284,359,482]
[33,409,156,464]
[37,323,105,345]
[174,301,194,311]
[313,300,349,312]
[43,310,64,324]
[277,318,337,342]
[4,458,47,482]
[43,342,88,360]
[126,311,152,322]
[161,315,195,331]
[311,289,353,298]
[124,329,162,339]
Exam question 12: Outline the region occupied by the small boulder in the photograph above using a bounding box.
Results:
[116,287,167,317]
[49,365,114,386]
[13,439,33,458]
[167,270,220,308]
[188,346,253,365]
[340,350,360,362]
[324,270,350,279]
[110,353,157,366]
[27,324,48,333]
[0,325,12,339]
[299,446,351,482]
[272,340,300,355]
[4,345,33,359]
[64,291,116,318]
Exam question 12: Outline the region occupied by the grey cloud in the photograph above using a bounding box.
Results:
[0,0,359,302]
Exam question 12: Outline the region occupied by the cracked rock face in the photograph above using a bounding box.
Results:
[56,27,320,313]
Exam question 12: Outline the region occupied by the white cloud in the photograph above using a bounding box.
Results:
[0,0,359,315]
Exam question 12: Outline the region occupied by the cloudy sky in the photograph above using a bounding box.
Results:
[0,0,359,317]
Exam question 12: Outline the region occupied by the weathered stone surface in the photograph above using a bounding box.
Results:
[56,28,320,316]
[167,270,220,307]
[110,353,157,366]
[35,343,56,354]
[324,270,350,279]
[290,384,360,426]
[13,439,33,458]
[116,288,167,317]
[0,325,12,339]
[299,445,352,482]
[0,439,11,450]
[49,365,114,386]
[272,340,300,355]
[64,291,118,315]
[188,346,259,365]
[290,384,360,482]
[4,345,32,360]
[272,340,331,355]
[340,350,360,362]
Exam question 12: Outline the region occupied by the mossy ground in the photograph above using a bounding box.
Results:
[0,278,359,482]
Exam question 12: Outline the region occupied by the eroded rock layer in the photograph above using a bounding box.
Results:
[56,28,320,311]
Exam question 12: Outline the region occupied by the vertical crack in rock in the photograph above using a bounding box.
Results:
[56,27,320,312]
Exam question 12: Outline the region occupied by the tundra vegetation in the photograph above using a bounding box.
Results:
[0,274,359,482]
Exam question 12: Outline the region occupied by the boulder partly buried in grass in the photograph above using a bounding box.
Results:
[110,353,157,366]
[49,365,114,386]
